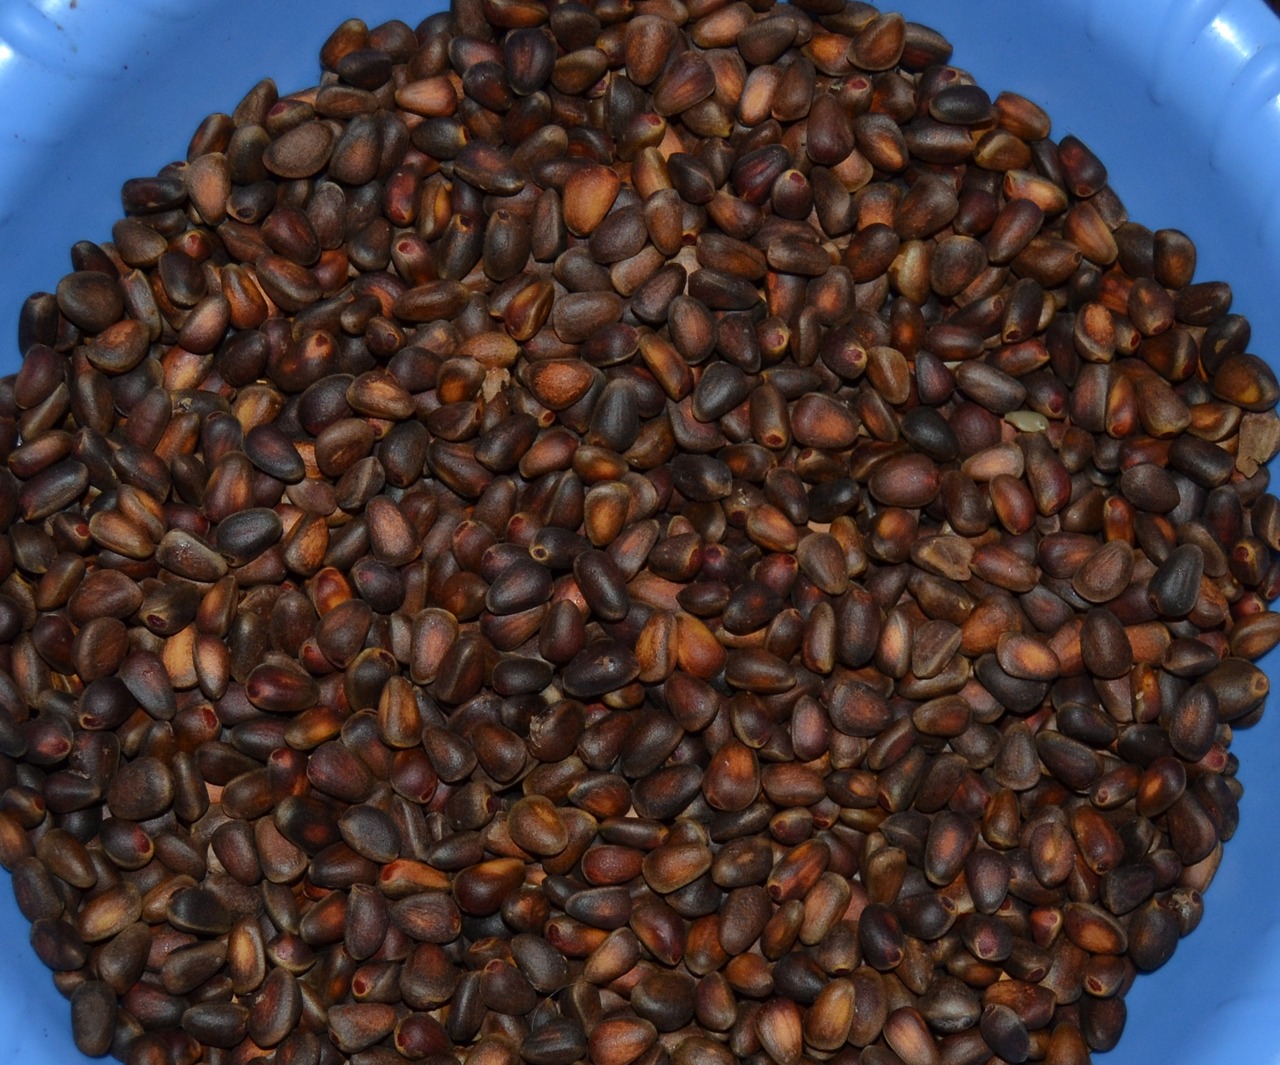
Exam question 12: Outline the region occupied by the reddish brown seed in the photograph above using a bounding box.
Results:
[702,739,761,812]
[869,454,942,508]
[562,165,622,237]
[883,1007,941,1065]
[996,633,1061,681]
[1065,902,1129,956]
[849,12,906,71]
[508,795,569,856]
[653,52,717,117]
[756,998,804,1065]
[588,1017,658,1065]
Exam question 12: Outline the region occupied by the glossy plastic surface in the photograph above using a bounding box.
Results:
[1,1,1280,1062]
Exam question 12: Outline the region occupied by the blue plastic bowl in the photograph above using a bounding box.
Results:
[2,1,1280,1062]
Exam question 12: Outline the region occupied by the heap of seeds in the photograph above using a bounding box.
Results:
[2,2,1279,1064]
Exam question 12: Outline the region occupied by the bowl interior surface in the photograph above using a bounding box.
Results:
[1,1,1280,1062]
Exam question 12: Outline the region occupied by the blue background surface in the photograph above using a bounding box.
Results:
[1,0,1280,1062]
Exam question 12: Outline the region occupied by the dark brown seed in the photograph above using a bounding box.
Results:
[859,903,904,970]
[71,980,118,1057]
[1081,608,1134,679]
[106,757,173,821]
[1127,899,1180,972]
[1072,541,1134,603]
[57,271,124,334]
[263,121,334,178]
